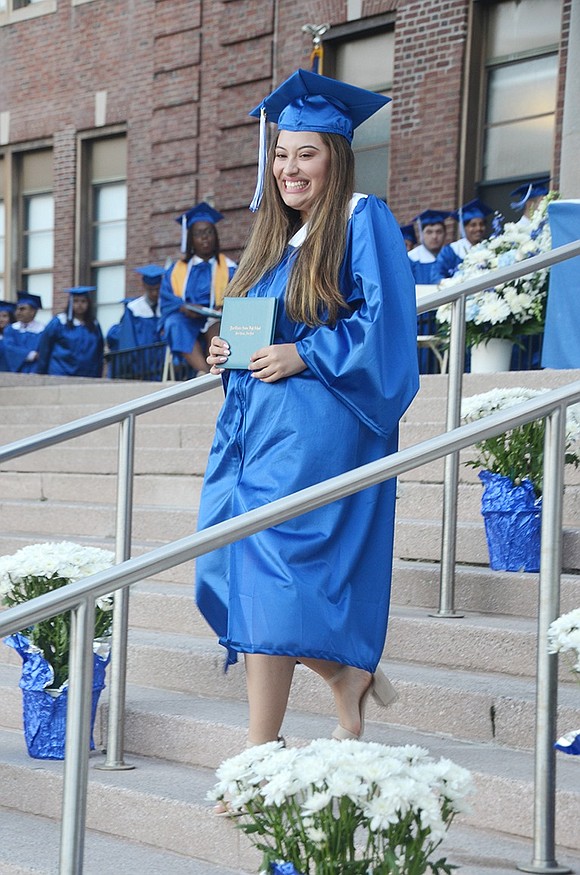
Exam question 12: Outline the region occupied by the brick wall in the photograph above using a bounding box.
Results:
[0,0,570,312]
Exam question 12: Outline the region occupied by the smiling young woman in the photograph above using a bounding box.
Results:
[195,70,419,765]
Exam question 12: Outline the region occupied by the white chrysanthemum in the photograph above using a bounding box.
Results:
[547,608,580,664]
[474,293,511,325]
[305,825,327,845]
[301,790,333,815]
[0,541,114,598]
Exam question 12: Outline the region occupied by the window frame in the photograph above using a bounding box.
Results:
[0,0,56,27]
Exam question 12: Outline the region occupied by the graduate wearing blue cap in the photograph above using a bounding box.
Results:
[433,198,493,282]
[408,209,453,284]
[159,203,237,375]
[106,265,165,379]
[510,178,550,228]
[400,223,417,252]
[195,69,419,758]
[2,292,46,373]
[37,287,104,378]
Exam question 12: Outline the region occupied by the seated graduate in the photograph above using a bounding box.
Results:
[407,209,453,284]
[510,178,549,229]
[0,300,16,372]
[37,286,104,378]
[159,202,237,376]
[433,198,492,282]
[2,292,45,373]
[400,222,417,253]
[106,264,165,379]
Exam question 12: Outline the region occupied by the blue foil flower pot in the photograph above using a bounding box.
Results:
[5,632,110,760]
[479,470,542,572]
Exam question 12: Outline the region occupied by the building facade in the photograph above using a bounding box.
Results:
[0,0,572,333]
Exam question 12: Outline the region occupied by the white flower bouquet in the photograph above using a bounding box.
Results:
[210,738,473,874]
[436,193,558,349]
[1,541,114,688]
[461,387,580,497]
[547,608,580,679]
[547,608,580,755]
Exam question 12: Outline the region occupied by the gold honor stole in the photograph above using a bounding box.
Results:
[170,255,229,307]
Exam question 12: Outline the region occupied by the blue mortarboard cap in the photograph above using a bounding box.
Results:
[400,223,417,245]
[16,291,43,310]
[248,69,391,211]
[65,286,96,295]
[509,178,550,210]
[413,209,453,228]
[453,198,493,225]
[133,264,165,286]
[0,299,15,313]
[175,202,223,251]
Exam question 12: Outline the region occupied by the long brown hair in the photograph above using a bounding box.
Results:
[226,131,354,326]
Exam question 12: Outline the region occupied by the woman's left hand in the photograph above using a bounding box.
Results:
[249,343,306,383]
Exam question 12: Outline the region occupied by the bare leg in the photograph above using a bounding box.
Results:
[183,339,210,374]
[245,653,296,745]
[299,657,371,738]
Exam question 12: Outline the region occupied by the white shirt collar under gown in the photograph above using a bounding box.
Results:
[450,238,472,259]
[12,319,45,334]
[127,295,160,318]
[288,193,368,249]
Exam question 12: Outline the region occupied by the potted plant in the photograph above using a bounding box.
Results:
[0,541,114,759]
[548,608,580,756]
[436,193,557,372]
[210,737,473,874]
[461,388,580,571]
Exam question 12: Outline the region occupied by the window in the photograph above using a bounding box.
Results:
[19,149,54,319]
[0,0,56,25]
[331,28,394,199]
[82,136,127,336]
[477,0,561,218]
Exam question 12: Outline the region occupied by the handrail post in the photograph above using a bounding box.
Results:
[433,293,465,618]
[59,597,95,874]
[97,414,136,771]
[518,405,571,874]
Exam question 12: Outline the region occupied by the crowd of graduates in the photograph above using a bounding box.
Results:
[0,179,549,382]
[0,202,237,381]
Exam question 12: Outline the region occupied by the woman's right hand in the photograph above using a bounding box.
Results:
[207,336,230,374]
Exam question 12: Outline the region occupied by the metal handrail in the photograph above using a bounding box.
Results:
[2,381,580,873]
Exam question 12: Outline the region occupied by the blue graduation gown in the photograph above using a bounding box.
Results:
[36,315,104,377]
[160,257,236,355]
[2,324,44,373]
[195,195,419,672]
[432,240,470,282]
[106,305,164,379]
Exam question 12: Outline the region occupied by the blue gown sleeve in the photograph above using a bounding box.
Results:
[295,196,419,440]
[36,317,59,374]
[160,263,183,319]
[433,245,462,281]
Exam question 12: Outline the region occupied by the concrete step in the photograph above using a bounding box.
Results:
[394,517,580,570]
[0,806,245,875]
[391,559,580,618]
[2,639,579,755]
[1,717,579,862]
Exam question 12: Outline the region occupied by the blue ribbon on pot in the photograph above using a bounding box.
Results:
[479,470,542,572]
[271,865,304,875]
[554,730,580,756]
[5,632,110,760]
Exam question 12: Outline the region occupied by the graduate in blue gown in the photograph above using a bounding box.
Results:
[160,203,237,376]
[37,287,104,377]
[433,198,492,282]
[408,209,452,284]
[106,265,165,379]
[2,292,45,373]
[196,70,419,754]
[400,222,417,253]
[0,300,16,372]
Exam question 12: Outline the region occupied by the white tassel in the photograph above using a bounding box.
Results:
[249,106,267,213]
[181,215,187,253]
